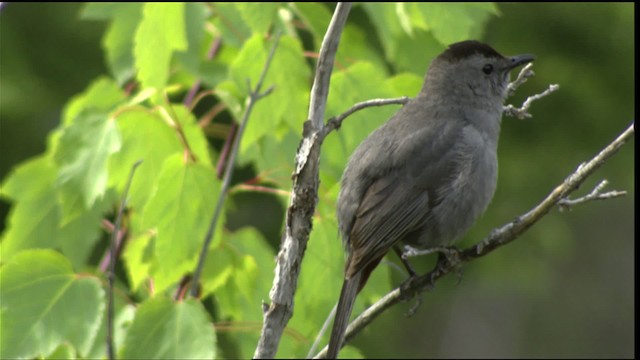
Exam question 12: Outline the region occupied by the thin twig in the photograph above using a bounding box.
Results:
[107,159,143,360]
[503,83,560,119]
[253,3,353,359]
[216,123,237,179]
[190,32,282,298]
[558,179,627,211]
[230,183,291,197]
[506,63,535,97]
[320,97,409,140]
[313,122,634,358]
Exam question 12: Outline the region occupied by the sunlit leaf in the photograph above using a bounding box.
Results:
[55,111,121,221]
[141,155,219,293]
[122,233,155,292]
[175,3,210,75]
[0,156,109,268]
[229,34,310,153]
[61,77,125,127]
[410,3,499,45]
[134,3,188,91]
[82,3,145,84]
[109,109,182,211]
[120,297,216,359]
[235,2,279,34]
[211,228,273,359]
[0,250,104,359]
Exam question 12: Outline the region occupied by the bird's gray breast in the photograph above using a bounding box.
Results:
[410,122,498,248]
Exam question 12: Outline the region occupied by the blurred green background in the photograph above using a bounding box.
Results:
[0,2,634,358]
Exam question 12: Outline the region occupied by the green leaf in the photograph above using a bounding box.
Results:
[210,228,274,358]
[175,3,210,75]
[361,3,404,61]
[200,244,234,297]
[237,128,298,189]
[411,3,499,45]
[336,23,389,76]
[235,2,280,34]
[55,111,121,221]
[0,156,107,268]
[55,194,112,270]
[214,80,244,121]
[386,72,424,97]
[170,105,213,165]
[210,3,252,47]
[1,155,56,202]
[391,28,443,75]
[82,3,145,84]
[45,343,76,360]
[362,3,498,66]
[61,77,126,127]
[0,250,105,359]
[122,233,155,292]
[229,34,310,153]
[120,297,216,359]
[85,299,136,359]
[292,3,332,45]
[134,3,188,91]
[0,156,60,261]
[142,155,219,293]
[101,3,144,85]
[81,3,128,19]
[109,109,183,211]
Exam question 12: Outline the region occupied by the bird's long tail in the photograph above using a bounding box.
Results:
[327,271,362,358]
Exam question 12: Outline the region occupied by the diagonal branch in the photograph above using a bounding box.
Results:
[107,159,143,360]
[313,122,634,358]
[253,3,353,358]
[190,32,282,298]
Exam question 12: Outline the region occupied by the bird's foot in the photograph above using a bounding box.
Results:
[403,245,464,284]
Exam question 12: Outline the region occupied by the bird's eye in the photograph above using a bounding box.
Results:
[482,64,493,74]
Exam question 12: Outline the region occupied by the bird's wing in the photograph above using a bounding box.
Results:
[342,105,470,278]
[345,173,431,278]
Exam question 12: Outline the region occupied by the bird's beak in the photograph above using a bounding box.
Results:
[506,54,535,71]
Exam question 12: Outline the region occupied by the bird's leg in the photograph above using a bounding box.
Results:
[393,245,425,317]
[402,245,464,284]
[393,245,418,277]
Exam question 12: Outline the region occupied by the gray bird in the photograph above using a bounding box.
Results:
[327,40,534,358]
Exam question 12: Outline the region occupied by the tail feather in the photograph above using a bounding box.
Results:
[327,272,362,359]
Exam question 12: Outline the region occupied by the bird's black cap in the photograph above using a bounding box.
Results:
[438,40,504,62]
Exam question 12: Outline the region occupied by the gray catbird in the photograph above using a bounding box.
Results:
[327,40,534,358]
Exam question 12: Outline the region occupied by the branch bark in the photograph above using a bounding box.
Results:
[312,122,634,358]
[253,3,353,358]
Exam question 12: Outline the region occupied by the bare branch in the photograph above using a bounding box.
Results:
[506,63,535,97]
[190,32,282,298]
[313,122,634,359]
[254,3,353,358]
[504,83,560,119]
[558,179,627,211]
[307,3,353,131]
[320,97,409,140]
